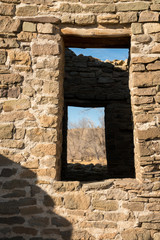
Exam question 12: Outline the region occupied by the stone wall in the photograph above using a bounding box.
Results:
[0,0,160,239]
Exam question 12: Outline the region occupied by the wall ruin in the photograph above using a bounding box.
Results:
[0,0,160,239]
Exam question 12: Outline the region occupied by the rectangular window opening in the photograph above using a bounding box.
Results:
[61,46,135,181]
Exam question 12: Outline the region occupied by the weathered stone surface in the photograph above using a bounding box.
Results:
[13,226,37,236]
[0,201,19,215]
[0,50,6,64]
[23,22,36,32]
[17,31,37,41]
[39,115,57,128]
[0,17,20,32]
[117,2,149,11]
[151,4,160,11]
[121,229,151,240]
[83,4,116,13]
[131,56,158,64]
[64,192,90,210]
[144,23,160,34]
[8,87,21,99]
[137,128,160,140]
[131,23,143,35]
[92,200,118,211]
[0,123,13,139]
[28,216,49,227]
[16,6,38,16]
[97,14,119,24]
[75,15,96,25]
[139,11,159,22]
[132,71,160,87]
[122,202,144,211]
[32,43,60,56]
[154,233,160,240]
[0,217,24,225]
[133,34,151,43]
[147,61,160,70]
[26,128,56,142]
[31,143,56,157]
[151,44,160,53]
[0,3,15,16]
[9,50,31,65]
[19,16,60,24]
[3,99,30,112]
[20,206,43,215]
[132,64,145,72]
[0,38,19,48]
[119,12,137,23]
[0,73,22,84]
[37,23,55,33]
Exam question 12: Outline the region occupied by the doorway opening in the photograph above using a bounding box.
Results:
[61,46,135,181]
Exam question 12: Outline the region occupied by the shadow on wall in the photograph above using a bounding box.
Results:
[0,154,72,240]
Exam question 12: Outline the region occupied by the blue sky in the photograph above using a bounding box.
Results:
[68,48,129,127]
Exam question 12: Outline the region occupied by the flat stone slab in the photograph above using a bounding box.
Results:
[19,16,60,24]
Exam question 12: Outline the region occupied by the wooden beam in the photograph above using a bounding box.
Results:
[61,27,131,38]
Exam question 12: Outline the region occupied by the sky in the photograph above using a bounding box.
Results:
[68,48,129,127]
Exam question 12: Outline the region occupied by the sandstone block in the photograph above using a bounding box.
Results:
[64,192,91,210]
[0,73,22,84]
[139,11,159,22]
[21,160,39,169]
[151,4,160,11]
[122,202,144,211]
[37,23,54,33]
[154,233,160,240]
[0,38,19,48]
[0,50,6,64]
[0,3,15,16]
[151,44,160,53]
[132,64,145,72]
[39,115,57,128]
[133,87,156,96]
[13,226,37,236]
[92,200,118,211]
[144,23,160,34]
[60,3,82,13]
[26,128,56,142]
[0,123,13,139]
[3,179,29,189]
[39,157,56,168]
[147,203,160,211]
[131,56,158,64]
[121,229,151,240]
[97,14,119,24]
[139,213,160,223]
[9,49,31,65]
[1,140,24,149]
[0,216,24,225]
[131,23,143,35]
[16,6,38,16]
[116,2,149,11]
[0,201,19,215]
[132,71,160,87]
[20,206,43,215]
[17,31,37,41]
[3,99,31,112]
[1,0,20,2]
[31,143,56,157]
[28,216,49,227]
[133,96,153,105]
[75,15,96,25]
[132,34,151,43]
[84,4,115,13]
[8,86,21,99]
[137,128,160,140]
[142,223,160,230]
[119,12,137,23]
[0,16,20,32]
[155,33,160,42]
[147,61,160,70]
[32,43,59,56]
[23,22,36,32]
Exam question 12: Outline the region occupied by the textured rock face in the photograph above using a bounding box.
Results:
[0,0,160,239]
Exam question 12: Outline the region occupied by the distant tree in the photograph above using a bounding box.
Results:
[67,115,106,162]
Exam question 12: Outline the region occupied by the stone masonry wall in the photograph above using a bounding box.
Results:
[0,0,160,239]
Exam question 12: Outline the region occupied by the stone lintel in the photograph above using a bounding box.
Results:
[19,16,60,24]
